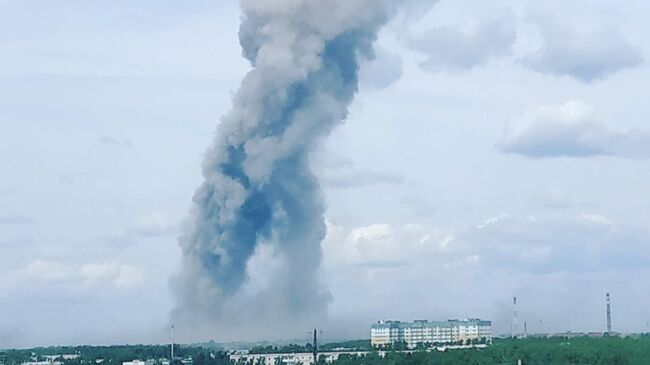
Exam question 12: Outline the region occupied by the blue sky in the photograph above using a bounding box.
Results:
[2,0,650,347]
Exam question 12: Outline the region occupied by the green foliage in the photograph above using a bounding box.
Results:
[248,343,312,354]
[7,336,650,365]
[249,339,372,354]
[0,346,229,365]
[318,340,372,352]
[331,336,650,365]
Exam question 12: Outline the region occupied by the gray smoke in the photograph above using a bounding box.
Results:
[171,0,403,340]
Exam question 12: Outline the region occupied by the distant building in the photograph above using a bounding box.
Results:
[122,360,154,365]
[21,362,62,365]
[370,318,492,347]
[230,351,374,365]
[43,355,80,362]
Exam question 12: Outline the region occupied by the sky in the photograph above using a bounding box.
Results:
[2,0,650,348]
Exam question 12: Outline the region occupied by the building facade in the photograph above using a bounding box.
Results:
[230,351,378,365]
[370,319,492,347]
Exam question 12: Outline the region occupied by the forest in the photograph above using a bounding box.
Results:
[328,335,650,365]
[4,336,650,365]
[0,344,228,365]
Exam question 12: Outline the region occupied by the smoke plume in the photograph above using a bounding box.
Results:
[172,0,401,340]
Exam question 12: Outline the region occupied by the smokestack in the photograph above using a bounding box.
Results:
[171,0,407,339]
[523,321,527,338]
[313,329,318,363]
[170,324,174,362]
[512,296,518,338]
[606,293,612,334]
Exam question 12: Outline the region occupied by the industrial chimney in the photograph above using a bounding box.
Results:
[512,296,518,338]
[606,293,612,334]
[312,329,318,363]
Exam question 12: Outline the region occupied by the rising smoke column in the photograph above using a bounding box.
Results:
[172,0,399,337]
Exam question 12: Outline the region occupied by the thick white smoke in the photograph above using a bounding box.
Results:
[171,0,405,341]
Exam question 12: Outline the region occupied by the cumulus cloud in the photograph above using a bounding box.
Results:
[499,100,650,159]
[321,215,650,334]
[325,213,650,276]
[21,260,71,282]
[464,214,648,273]
[411,12,516,72]
[81,262,144,290]
[523,11,643,82]
[323,221,452,270]
[0,260,144,296]
[349,223,393,243]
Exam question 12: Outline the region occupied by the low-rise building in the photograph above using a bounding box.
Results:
[122,360,154,365]
[43,355,80,362]
[371,318,492,347]
[230,351,376,365]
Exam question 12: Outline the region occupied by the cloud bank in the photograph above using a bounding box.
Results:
[322,214,650,335]
[524,10,643,82]
[412,12,516,72]
[499,100,650,159]
[0,260,144,296]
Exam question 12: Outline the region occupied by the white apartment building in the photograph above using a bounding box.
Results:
[370,318,492,347]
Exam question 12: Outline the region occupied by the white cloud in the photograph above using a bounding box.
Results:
[325,213,649,280]
[0,260,144,296]
[323,221,452,270]
[477,214,510,229]
[580,213,613,226]
[457,214,641,273]
[349,223,392,243]
[523,7,643,82]
[322,215,650,335]
[81,262,145,290]
[499,100,650,159]
[411,11,516,72]
[21,260,71,282]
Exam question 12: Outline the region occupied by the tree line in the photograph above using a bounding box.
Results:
[0,345,229,365]
[328,335,650,365]
[5,335,650,365]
